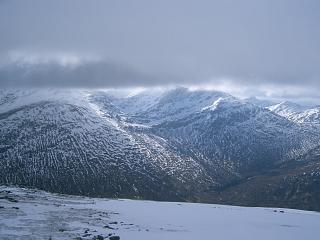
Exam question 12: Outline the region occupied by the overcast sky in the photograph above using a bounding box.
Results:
[0,0,319,102]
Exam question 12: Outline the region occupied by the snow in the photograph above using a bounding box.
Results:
[0,89,93,116]
[1,88,319,199]
[1,186,320,240]
[268,101,320,125]
[201,97,224,111]
[96,87,232,125]
[110,88,166,115]
[201,96,240,112]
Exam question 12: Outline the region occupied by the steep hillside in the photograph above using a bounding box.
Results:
[151,94,319,174]
[0,88,319,210]
[0,90,213,200]
[268,101,320,125]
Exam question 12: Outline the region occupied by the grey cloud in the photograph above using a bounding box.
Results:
[0,60,177,88]
[0,0,319,95]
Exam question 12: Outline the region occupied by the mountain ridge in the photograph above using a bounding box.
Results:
[0,88,319,210]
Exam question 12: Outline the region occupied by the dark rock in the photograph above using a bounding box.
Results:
[0,196,18,203]
[103,225,114,229]
[109,236,120,240]
[93,235,104,240]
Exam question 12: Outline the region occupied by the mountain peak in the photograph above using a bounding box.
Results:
[268,101,305,113]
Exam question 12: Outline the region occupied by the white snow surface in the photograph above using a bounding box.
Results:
[267,101,320,125]
[1,186,320,240]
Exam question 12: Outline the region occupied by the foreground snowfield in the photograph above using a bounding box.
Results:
[1,186,320,240]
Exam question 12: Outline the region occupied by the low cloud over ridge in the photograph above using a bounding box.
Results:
[0,0,319,102]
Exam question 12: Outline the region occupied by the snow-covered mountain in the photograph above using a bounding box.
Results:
[0,88,320,210]
[0,89,213,201]
[268,101,320,125]
[93,88,320,186]
[297,107,320,124]
[100,87,232,125]
[151,94,319,175]
[244,96,276,107]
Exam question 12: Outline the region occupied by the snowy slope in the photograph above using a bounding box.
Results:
[107,88,166,115]
[268,101,320,125]
[151,96,320,177]
[0,89,213,200]
[100,87,231,125]
[1,186,320,240]
[294,107,320,125]
[1,88,320,210]
[244,96,276,107]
